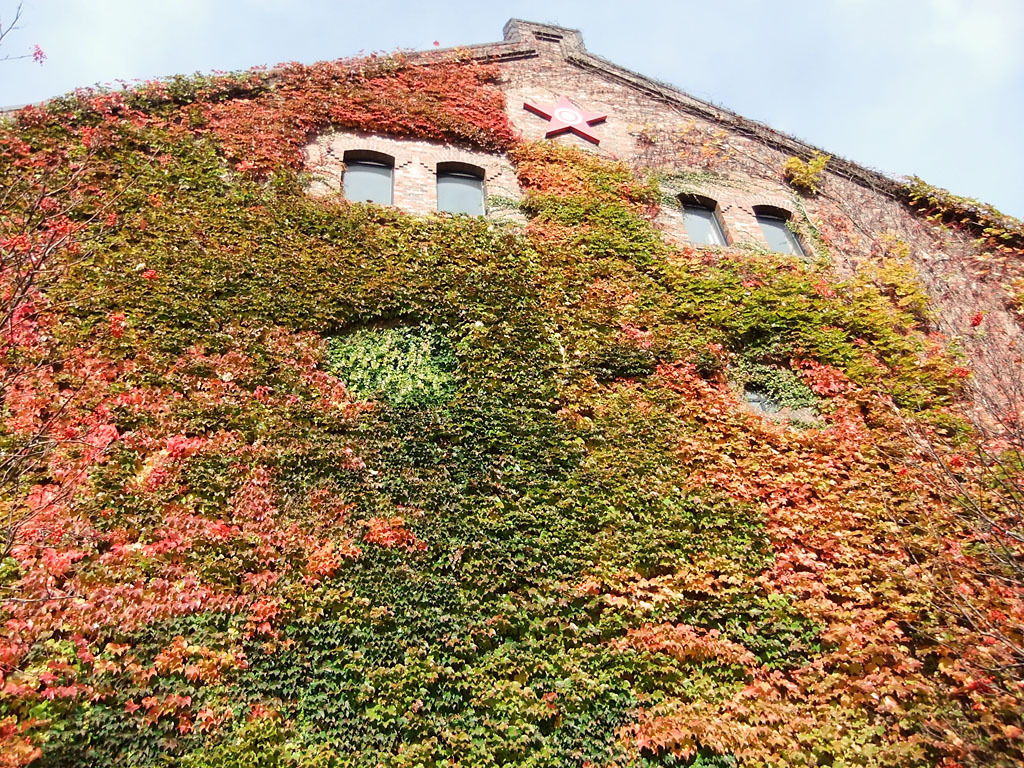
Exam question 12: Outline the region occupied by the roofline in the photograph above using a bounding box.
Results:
[2,18,900,201]
[408,19,901,199]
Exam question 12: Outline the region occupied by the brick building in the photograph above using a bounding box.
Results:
[3,17,1024,768]
[306,19,1020,390]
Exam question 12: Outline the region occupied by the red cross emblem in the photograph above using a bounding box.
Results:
[523,96,607,145]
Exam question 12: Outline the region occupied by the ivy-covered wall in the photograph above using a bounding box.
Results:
[493,21,1022,403]
[0,37,1022,768]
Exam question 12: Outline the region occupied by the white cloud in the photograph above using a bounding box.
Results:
[923,0,1024,78]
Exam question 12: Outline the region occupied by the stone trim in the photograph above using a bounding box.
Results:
[657,175,808,252]
[304,130,523,221]
[746,195,797,215]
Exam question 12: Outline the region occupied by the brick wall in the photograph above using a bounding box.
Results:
[497,29,811,253]
[300,20,1019,396]
[303,131,523,223]
[489,24,1020,387]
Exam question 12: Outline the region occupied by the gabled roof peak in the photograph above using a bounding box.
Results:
[484,19,897,199]
[502,19,585,50]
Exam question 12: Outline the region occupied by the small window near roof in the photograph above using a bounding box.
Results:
[343,150,394,205]
[680,194,726,246]
[437,162,484,216]
[754,206,805,257]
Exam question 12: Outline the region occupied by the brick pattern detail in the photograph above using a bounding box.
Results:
[304,131,523,222]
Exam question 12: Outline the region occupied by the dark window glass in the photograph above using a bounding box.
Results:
[756,213,804,257]
[682,203,726,246]
[437,172,484,216]
[344,161,393,205]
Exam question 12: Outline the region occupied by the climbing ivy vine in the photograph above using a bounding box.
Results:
[0,49,1020,768]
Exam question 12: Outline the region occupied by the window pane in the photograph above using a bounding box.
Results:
[682,204,725,246]
[757,215,804,256]
[744,388,781,414]
[437,173,484,216]
[344,162,393,205]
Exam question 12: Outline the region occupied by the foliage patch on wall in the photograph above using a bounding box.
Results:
[325,325,457,408]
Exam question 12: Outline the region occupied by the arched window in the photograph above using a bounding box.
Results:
[680,194,726,246]
[343,150,394,205]
[436,162,485,216]
[753,205,805,257]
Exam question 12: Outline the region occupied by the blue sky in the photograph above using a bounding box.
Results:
[3,0,1022,217]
